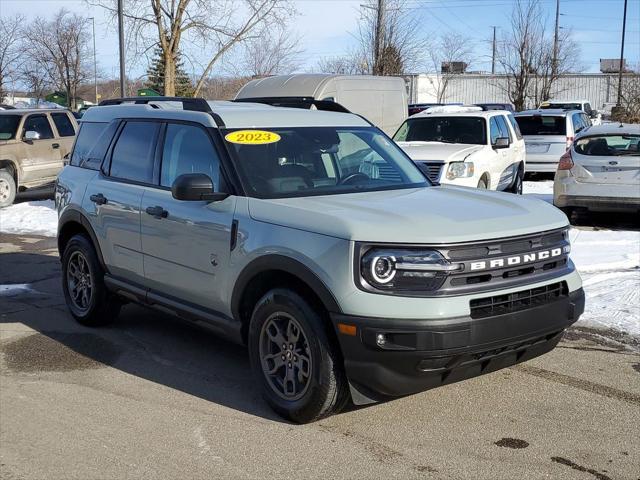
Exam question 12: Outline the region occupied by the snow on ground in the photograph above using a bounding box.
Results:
[0,183,638,337]
[0,200,57,237]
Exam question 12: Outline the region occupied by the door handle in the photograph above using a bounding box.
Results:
[90,193,107,205]
[145,205,168,219]
[52,143,60,149]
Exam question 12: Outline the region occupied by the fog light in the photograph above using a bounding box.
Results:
[376,333,386,347]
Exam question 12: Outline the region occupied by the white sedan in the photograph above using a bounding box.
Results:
[554,123,640,214]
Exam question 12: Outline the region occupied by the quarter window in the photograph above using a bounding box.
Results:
[51,113,75,137]
[160,123,221,188]
[23,114,54,140]
[109,121,159,183]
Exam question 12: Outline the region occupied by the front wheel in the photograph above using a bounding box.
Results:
[248,288,349,423]
[507,168,524,194]
[477,177,488,189]
[0,169,16,208]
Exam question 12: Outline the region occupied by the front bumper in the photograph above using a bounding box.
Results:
[331,288,585,403]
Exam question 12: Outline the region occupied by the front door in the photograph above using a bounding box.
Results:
[19,113,62,185]
[141,122,236,314]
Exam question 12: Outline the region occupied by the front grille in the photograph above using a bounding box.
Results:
[470,282,567,319]
[417,162,443,182]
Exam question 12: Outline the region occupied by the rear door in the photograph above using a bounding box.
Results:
[19,113,62,184]
[83,120,160,284]
[140,121,236,314]
[572,134,640,185]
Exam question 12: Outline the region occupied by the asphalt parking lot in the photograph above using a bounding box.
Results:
[1,231,639,480]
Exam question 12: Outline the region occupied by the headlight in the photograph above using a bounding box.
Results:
[360,248,462,293]
[446,162,474,180]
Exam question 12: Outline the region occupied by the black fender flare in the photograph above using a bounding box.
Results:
[231,254,343,321]
[58,208,107,270]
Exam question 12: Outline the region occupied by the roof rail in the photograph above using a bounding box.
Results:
[233,96,351,114]
[98,96,212,113]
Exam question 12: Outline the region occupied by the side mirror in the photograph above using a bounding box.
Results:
[171,173,228,202]
[24,130,40,141]
[492,137,510,149]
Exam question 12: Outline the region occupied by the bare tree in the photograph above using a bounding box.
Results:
[497,0,581,110]
[89,0,294,97]
[426,33,474,102]
[233,24,302,77]
[0,15,24,102]
[24,10,92,109]
[315,54,369,75]
[19,58,51,106]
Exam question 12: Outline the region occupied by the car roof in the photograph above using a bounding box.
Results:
[577,122,640,138]
[515,109,583,116]
[80,101,370,129]
[546,99,589,104]
[0,108,67,115]
[410,106,510,118]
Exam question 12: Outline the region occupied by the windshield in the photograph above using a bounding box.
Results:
[574,135,639,156]
[223,127,428,199]
[540,102,581,110]
[0,115,21,140]
[393,117,486,145]
[515,115,566,136]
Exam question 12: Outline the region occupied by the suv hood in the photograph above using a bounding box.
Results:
[396,142,484,163]
[248,187,568,243]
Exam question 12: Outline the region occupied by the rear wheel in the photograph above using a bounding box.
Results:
[61,234,120,326]
[248,288,349,423]
[0,169,16,208]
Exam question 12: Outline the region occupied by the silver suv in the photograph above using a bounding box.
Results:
[56,97,585,423]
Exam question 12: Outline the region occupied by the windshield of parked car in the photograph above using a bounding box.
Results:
[574,135,640,156]
[0,115,21,140]
[223,126,428,199]
[392,116,486,145]
[515,115,566,136]
[539,102,582,110]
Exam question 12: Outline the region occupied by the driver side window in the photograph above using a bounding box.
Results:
[489,117,501,145]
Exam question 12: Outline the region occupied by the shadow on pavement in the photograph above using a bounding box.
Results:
[0,250,286,423]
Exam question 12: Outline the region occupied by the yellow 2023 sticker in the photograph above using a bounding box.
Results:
[225,130,281,145]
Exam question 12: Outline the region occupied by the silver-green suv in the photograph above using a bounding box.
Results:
[56,97,585,423]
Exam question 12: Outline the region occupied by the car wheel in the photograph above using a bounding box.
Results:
[248,288,349,423]
[477,177,488,189]
[508,168,524,194]
[61,234,120,326]
[0,169,16,208]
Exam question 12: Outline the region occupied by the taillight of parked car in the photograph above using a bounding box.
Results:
[558,149,574,170]
[566,136,574,150]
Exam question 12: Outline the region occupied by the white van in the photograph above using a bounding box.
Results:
[235,74,407,136]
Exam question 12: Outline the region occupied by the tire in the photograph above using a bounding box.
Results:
[61,234,120,326]
[477,177,488,189]
[248,288,349,423]
[507,168,523,194]
[0,169,16,208]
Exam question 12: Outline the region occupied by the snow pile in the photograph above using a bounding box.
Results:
[523,180,553,203]
[0,200,58,237]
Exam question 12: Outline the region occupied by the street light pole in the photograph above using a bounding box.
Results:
[89,17,97,104]
[117,0,126,96]
[616,0,628,107]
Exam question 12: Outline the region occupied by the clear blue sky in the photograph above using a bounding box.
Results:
[1,0,638,77]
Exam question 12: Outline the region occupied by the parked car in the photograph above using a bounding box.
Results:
[56,96,584,423]
[0,109,77,207]
[475,103,515,112]
[408,103,463,116]
[393,106,526,193]
[234,74,407,136]
[514,109,591,173]
[538,99,601,125]
[554,123,640,215]
[0,104,16,110]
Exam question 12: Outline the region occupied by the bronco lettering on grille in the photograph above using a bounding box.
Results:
[470,248,563,271]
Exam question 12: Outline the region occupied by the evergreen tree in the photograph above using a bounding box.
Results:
[146,47,194,97]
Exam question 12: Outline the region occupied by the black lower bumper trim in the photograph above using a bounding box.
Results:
[331,288,585,403]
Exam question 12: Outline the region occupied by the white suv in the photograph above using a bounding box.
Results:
[393,107,526,194]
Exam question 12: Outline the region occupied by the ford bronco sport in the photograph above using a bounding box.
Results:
[0,109,77,207]
[56,97,585,423]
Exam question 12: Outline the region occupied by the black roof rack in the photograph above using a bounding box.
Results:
[233,96,351,114]
[98,96,212,113]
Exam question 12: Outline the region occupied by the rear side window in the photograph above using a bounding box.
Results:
[507,114,523,140]
[51,113,75,137]
[109,121,159,183]
[23,114,54,140]
[161,123,221,188]
[515,115,566,136]
[70,122,114,169]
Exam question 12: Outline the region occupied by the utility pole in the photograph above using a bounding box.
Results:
[491,26,497,74]
[616,0,628,107]
[552,0,560,77]
[89,17,98,105]
[117,0,126,97]
[374,0,385,75]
